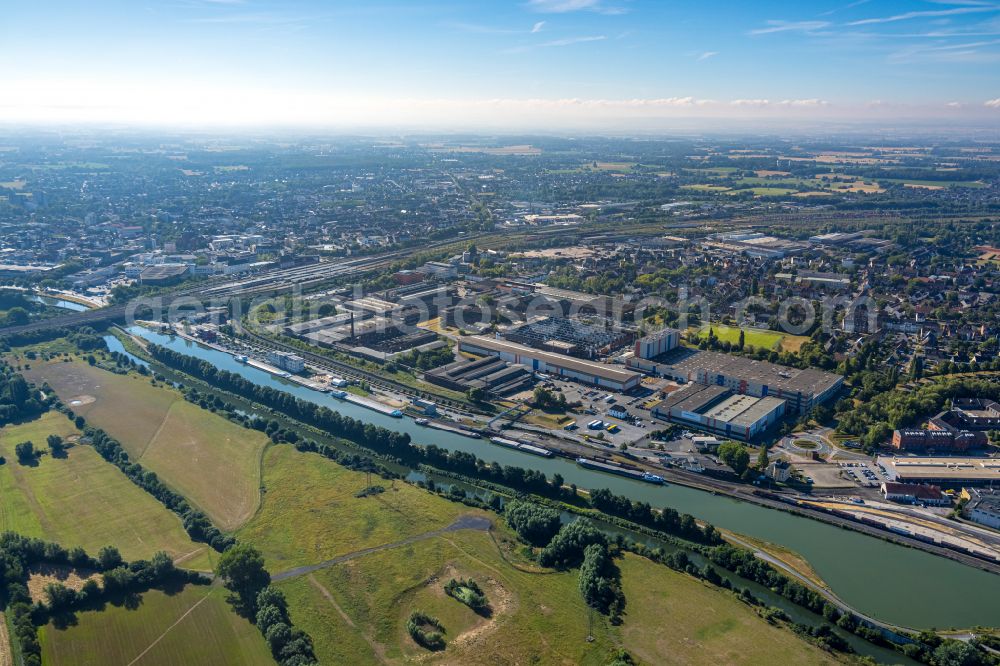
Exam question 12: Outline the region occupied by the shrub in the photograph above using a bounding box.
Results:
[443,578,489,615]
[406,611,446,651]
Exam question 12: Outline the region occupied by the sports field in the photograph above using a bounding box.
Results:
[21,357,268,531]
[238,445,476,571]
[692,324,809,352]
[0,412,213,571]
[38,583,272,666]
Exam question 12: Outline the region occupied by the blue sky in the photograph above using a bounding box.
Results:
[2,0,999,128]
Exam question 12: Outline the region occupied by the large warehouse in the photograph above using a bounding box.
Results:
[878,456,1000,485]
[458,335,642,391]
[629,347,842,414]
[651,383,786,442]
[503,316,633,359]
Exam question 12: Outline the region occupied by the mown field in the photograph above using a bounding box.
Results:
[238,445,477,571]
[692,324,808,352]
[19,357,268,531]
[0,412,214,571]
[38,583,272,666]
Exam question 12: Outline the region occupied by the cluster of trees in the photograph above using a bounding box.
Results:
[43,550,185,614]
[538,519,607,569]
[578,543,625,622]
[66,326,108,352]
[216,543,316,665]
[14,440,36,463]
[717,441,751,477]
[503,500,562,546]
[77,417,235,552]
[0,367,48,426]
[0,533,199,666]
[0,325,100,352]
[510,514,626,624]
[530,386,569,411]
[443,578,489,615]
[406,611,445,651]
[588,488,722,545]
[390,345,454,372]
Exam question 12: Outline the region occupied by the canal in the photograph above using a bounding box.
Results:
[29,294,91,312]
[124,326,1000,630]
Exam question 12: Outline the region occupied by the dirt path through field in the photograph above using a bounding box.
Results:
[271,514,491,582]
[125,590,213,666]
[0,612,13,666]
[307,574,389,664]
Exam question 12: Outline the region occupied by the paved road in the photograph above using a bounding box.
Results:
[271,514,492,583]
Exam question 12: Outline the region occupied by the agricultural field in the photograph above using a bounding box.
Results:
[691,324,808,353]
[238,445,477,571]
[681,183,731,192]
[38,583,272,666]
[19,355,268,531]
[0,412,214,571]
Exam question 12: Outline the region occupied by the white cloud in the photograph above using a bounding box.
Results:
[848,5,999,26]
[697,51,719,61]
[505,34,607,52]
[729,98,829,107]
[947,101,963,107]
[778,98,829,107]
[525,0,625,14]
[749,20,830,35]
[5,81,999,129]
[532,21,546,33]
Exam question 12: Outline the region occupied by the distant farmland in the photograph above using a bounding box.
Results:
[22,357,269,531]
[39,584,272,666]
[0,411,213,570]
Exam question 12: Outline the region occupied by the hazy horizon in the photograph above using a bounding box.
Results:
[2,0,999,130]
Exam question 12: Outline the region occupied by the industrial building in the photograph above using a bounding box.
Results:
[424,356,534,396]
[629,347,843,414]
[878,456,1000,485]
[891,398,998,451]
[880,482,950,506]
[890,428,986,452]
[933,399,1000,430]
[965,489,1000,530]
[651,383,786,442]
[634,328,681,359]
[503,316,633,359]
[458,335,642,391]
[266,351,305,373]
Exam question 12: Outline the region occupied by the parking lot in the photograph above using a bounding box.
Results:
[542,378,654,446]
[838,460,891,488]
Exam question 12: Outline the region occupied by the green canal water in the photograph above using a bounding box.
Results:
[121,327,1000,630]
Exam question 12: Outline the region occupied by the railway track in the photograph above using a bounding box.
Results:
[236,327,480,413]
